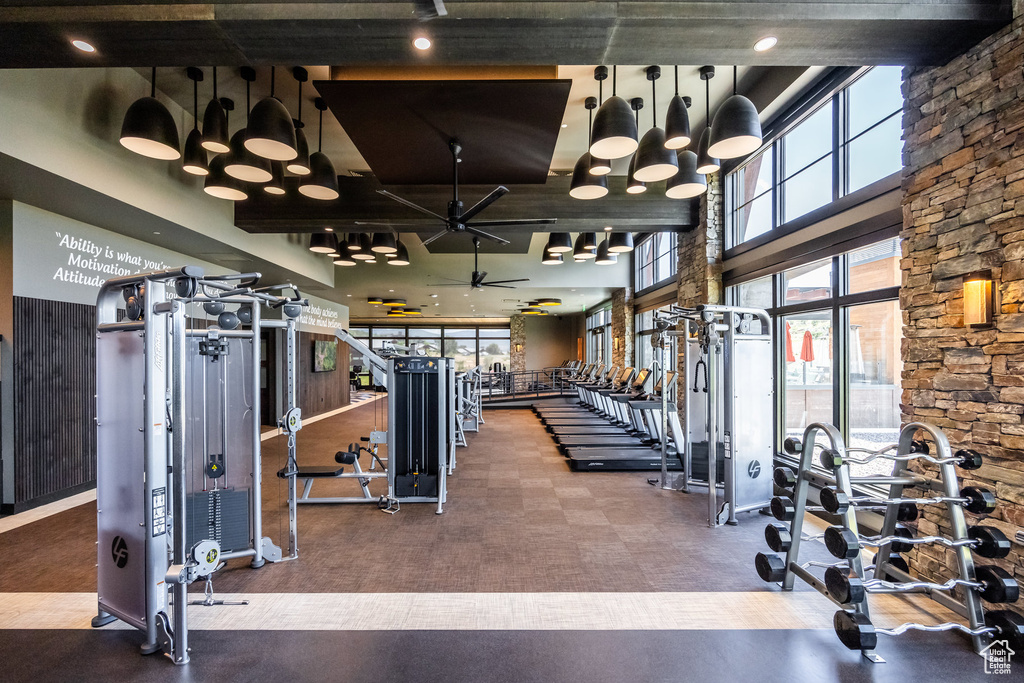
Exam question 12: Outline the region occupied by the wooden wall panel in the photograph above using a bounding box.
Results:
[298,332,350,418]
[13,297,96,505]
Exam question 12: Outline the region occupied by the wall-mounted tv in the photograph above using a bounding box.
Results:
[313,339,337,372]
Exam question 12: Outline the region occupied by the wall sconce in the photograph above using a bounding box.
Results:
[613,337,620,351]
[514,343,523,353]
[964,271,994,328]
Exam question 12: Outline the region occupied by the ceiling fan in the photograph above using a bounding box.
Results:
[438,236,529,289]
[359,138,557,246]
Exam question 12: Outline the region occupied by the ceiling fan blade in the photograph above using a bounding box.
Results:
[437,283,473,287]
[464,226,510,245]
[467,218,558,227]
[353,221,424,227]
[460,186,509,223]
[377,190,448,222]
[420,228,451,246]
[481,284,518,289]
[482,278,531,285]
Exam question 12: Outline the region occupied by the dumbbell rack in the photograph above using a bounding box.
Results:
[757,421,1020,662]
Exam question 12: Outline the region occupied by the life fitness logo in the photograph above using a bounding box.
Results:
[747,460,762,479]
[111,536,129,569]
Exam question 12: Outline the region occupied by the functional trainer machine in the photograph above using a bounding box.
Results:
[283,330,450,513]
[92,266,306,665]
[651,304,773,527]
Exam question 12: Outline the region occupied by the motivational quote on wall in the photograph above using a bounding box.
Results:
[51,230,170,288]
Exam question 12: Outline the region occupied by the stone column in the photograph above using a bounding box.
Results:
[901,11,1024,599]
[610,287,634,369]
[510,313,526,373]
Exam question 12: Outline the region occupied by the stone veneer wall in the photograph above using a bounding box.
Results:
[677,173,724,308]
[901,10,1024,607]
[510,314,526,373]
[610,287,634,369]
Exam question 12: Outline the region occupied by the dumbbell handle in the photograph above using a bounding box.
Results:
[862,577,984,594]
[876,622,996,638]
[843,451,973,468]
[849,495,974,507]
[801,560,849,570]
[862,534,976,549]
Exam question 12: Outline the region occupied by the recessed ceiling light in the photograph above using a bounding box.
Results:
[604,226,612,231]
[389,289,394,292]
[414,37,431,50]
[753,36,778,52]
[570,289,576,292]
[346,294,351,297]
[464,294,469,297]
[153,231,160,235]
[71,39,95,53]
[430,294,438,298]
[561,124,568,128]
[324,227,333,232]
[435,303,440,306]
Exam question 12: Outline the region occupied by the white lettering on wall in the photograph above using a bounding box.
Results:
[52,230,169,291]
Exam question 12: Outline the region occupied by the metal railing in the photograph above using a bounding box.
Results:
[479,367,578,402]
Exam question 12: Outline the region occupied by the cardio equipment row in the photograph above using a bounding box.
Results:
[533,362,685,471]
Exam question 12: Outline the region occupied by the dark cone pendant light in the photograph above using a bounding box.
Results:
[201,67,230,153]
[546,232,573,253]
[183,129,209,176]
[569,153,608,199]
[542,251,564,265]
[204,155,249,201]
[666,150,707,199]
[309,232,337,253]
[633,66,678,182]
[371,232,398,254]
[299,97,340,201]
[590,66,638,159]
[225,129,273,182]
[665,67,692,150]
[573,233,597,259]
[595,240,618,265]
[246,67,298,161]
[582,231,598,251]
[334,241,357,266]
[608,232,635,253]
[708,67,763,159]
[120,67,180,160]
[264,161,286,195]
[696,66,721,175]
[626,154,646,194]
[351,233,375,260]
[584,94,611,176]
[571,96,609,199]
[289,123,311,175]
[388,241,411,266]
[182,68,209,176]
[226,69,272,182]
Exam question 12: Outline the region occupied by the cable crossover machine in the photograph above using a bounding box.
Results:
[649,304,774,527]
[91,266,307,665]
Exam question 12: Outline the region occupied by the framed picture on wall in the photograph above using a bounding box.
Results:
[313,339,337,372]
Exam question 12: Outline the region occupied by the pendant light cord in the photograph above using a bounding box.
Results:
[733,66,738,95]
[270,66,276,98]
[705,77,710,124]
[674,65,679,97]
[318,106,323,152]
[150,66,156,98]
[213,66,218,100]
[612,65,617,96]
[651,76,657,126]
[192,74,199,130]
[246,78,250,123]
[297,80,302,123]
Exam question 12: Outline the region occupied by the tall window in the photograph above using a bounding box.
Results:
[726,237,901,477]
[634,233,678,292]
[634,305,677,374]
[586,305,611,366]
[347,325,510,372]
[726,66,904,248]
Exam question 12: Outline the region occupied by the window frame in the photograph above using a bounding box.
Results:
[633,233,679,295]
[349,324,511,371]
[725,66,903,250]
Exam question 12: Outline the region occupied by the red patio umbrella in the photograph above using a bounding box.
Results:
[800,330,815,362]
[785,322,796,363]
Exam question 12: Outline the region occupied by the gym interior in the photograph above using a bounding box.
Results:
[1,2,1023,681]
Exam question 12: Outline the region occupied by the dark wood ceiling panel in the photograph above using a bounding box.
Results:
[313,79,572,185]
[234,175,698,234]
[0,1,1010,67]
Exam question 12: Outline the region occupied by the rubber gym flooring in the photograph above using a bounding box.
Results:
[0,400,1007,681]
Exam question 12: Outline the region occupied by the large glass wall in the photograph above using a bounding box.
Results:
[725,66,903,248]
[634,305,678,374]
[348,324,510,372]
[634,233,678,292]
[727,237,901,477]
[586,306,611,366]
